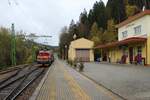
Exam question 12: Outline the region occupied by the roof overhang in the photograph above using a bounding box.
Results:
[95,37,147,49]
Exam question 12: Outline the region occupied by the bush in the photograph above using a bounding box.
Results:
[26,55,33,63]
[73,62,77,69]
[73,58,78,69]
[79,62,84,72]
[67,60,70,64]
[70,60,73,66]
[67,60,73,66]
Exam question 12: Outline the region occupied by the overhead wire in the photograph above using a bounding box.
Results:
[7,0,52,45]
[7,0,41,34]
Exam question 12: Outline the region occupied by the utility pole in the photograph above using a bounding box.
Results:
[11,23,16,66]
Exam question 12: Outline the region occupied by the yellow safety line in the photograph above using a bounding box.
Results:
[49,77,56,100]
[49,67,56,100]
[75,71,121,100]
[58,62,91,100]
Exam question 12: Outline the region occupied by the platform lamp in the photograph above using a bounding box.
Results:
[73,34,77,40]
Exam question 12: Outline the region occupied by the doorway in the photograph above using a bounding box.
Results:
[76,49,90,62]
[129,47,133,64]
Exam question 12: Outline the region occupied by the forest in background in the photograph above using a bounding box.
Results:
[59,0,150,58]
[0,27,40,69]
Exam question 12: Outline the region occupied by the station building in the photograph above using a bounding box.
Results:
[95,10,150,66]
[68,38,94,62]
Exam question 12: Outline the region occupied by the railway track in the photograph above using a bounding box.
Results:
[0,64,45,100]
[0,64,33,86]
[0,64,28,75]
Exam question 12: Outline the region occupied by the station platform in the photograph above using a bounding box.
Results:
[30,59,123,100]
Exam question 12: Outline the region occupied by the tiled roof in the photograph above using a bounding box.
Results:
[95,37,147,49]
[116,10,150,28]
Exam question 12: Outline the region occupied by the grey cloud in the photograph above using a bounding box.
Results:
[0,0,107,46]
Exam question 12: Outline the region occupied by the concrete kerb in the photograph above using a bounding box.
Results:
[29,64,53,100]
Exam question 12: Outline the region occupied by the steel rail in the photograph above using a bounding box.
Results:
[0,64,28,75]
[0,67,39,91]
[11,69,45,100]
[4,68,44,100]
[0,64,37,86]
[0,69,21,86]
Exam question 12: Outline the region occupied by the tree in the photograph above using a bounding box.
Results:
[88,9,94,28]
[79,9,90,38]
[126,5,138,17]
[128,0,150,10]
[90,22,103,45]
[92,0,107,29]
[0,27,38,68]
[145,0,150,9]
[100,19,117,44]
[106,0,127,23]
[59,26,70,59]
[0,28,11,67]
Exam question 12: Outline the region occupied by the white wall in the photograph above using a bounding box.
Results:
[118,15,150,41]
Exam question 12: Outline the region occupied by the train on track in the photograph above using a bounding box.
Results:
[36,50,54,66]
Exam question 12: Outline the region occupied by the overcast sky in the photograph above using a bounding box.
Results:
[0,0,107,46]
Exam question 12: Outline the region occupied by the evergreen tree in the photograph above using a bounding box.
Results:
[128,0,150,10]
[145,0,150,9]
[106,0,127,23]
[79,9,90,38]
[92,0,107,29]
[88,9,94,28]
[90,22,103,45]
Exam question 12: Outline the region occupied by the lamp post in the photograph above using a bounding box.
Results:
[73,34,77,40]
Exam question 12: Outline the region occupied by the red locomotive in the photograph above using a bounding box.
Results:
[36,50,54,66]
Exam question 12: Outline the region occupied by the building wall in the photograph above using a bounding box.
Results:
[68,45,75,61]
[100,13,150,65]
[108,43,147,64]
[90,49,94,61]
[71,38,94,49]
[147,36,150,65]
[68,38,94,62]
[142,43,146,60]
[118,15,150,41]
[109,48,125,63]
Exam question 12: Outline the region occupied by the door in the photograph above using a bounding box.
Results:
[76,49,90,62]
[129,47,133,64]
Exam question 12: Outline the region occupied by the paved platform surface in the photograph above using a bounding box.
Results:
[30,59,123,100]
[83,62,150,100]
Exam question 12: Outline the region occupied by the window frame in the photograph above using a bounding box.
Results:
[134,25,142,35]
[122,31,128,38]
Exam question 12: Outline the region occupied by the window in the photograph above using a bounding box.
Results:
[137,46,142,54]
[134,25,141,35]
[122,31,128,38]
